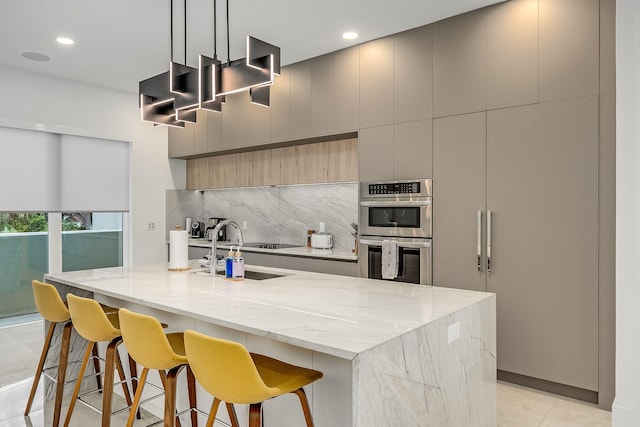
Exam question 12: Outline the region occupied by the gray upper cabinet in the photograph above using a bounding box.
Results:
[358,125,394,181]
[245,96,271,146]
[487,97,599,391]
[222,91,248,149]
[539,0,599,101]
[393,26,433,123]
[289,61,312,139]
[360,120,432,181]
[433,9,487,118]
[206,110,223,152]
[334,47,359,132]
[310,54,335,136]
[393,120,432,179]
[359,38,394,129]
[271,69,291,142]
[168,122,195,158]
[193,109,209,154]
[432,112,487,293]
[486,0,539,110]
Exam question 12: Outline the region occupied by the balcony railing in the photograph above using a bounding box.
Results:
[0,230,122,319]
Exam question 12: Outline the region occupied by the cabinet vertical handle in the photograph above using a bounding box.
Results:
[477,210,482,272]
[487,210,492,273]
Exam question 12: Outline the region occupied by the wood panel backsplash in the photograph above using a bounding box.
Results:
[186,138,358,189]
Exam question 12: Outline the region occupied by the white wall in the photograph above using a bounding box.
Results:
[0,65,186,265]
[613,0,640,425]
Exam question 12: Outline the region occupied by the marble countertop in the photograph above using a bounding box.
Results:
[45,261,494,360]
[187,238,358,261]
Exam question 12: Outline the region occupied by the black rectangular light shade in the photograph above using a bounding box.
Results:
[250,85,270,107]
[171,62,199,112]
[139,72,184,127]
[247,36,281,74]
[199,55,223,112]
[220,55,272,95]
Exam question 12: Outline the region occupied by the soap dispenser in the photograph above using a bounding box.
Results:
[232,249,245,280]
[225,247,235,278]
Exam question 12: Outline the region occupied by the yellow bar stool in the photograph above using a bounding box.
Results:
[25,280,102,427]
[118,308,198,427]
[64,294,136,427]
[184,330,324,427]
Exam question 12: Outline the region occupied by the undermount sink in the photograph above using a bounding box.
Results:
[193,269,286,281]
[242,242,302,249]
[243,270,286,280]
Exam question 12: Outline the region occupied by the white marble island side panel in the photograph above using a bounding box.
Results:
[44,262,496,427]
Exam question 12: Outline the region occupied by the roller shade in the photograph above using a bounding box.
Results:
[0,126,129,212]
[60,135,129,211]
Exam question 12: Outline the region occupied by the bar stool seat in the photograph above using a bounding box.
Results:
[25,280,103,427]
[184,330,323,427]
[118,308,198,427]
[64,294,137,427]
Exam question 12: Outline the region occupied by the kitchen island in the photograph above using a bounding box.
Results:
[45,261,496,427]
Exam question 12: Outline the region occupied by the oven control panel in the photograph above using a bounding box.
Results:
[368,181,420,195]
[360,179,431,199]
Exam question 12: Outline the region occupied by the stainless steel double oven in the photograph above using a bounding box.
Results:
[358,179,433,285]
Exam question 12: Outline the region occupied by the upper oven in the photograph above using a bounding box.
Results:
[359,179,432,238]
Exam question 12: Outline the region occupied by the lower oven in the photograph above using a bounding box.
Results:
[358,235,432,285]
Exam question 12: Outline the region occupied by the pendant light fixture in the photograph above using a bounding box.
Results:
[198,0,223,112]
[139,0,281,126]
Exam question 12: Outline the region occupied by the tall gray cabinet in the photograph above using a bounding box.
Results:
[433,97,599,393]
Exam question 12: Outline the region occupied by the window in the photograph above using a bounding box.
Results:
[0,127,130,320]
[62,212,123,272]
[0,213,48,318]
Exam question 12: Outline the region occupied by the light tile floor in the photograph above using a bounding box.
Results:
[0,320,613,427]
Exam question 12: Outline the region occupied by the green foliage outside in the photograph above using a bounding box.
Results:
[0,213,91,233]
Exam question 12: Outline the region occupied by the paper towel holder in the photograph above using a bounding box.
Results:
[168,225,191,271]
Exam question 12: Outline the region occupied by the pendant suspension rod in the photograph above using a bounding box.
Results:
[226,0,230,63]
[184,0,187,65]
[213,0,217,58]
[170,0,174,61]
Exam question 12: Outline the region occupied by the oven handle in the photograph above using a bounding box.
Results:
[359,239,432,249]
[359,200,432,207]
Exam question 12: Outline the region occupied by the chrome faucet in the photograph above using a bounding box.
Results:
[211,219,244,277]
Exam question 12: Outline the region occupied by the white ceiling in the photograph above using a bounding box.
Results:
[0,0,503,94]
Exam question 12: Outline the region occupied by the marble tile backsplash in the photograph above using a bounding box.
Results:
[167,182,358,251]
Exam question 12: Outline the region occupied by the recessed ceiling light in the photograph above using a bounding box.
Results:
[56,37,74,45]
[22,51,51,62]
[342,32,359,40]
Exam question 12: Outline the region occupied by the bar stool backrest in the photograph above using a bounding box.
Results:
[66,294,121,343]
[32,280,69,323]
[118,308,185,370]
[184,329,274,404]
